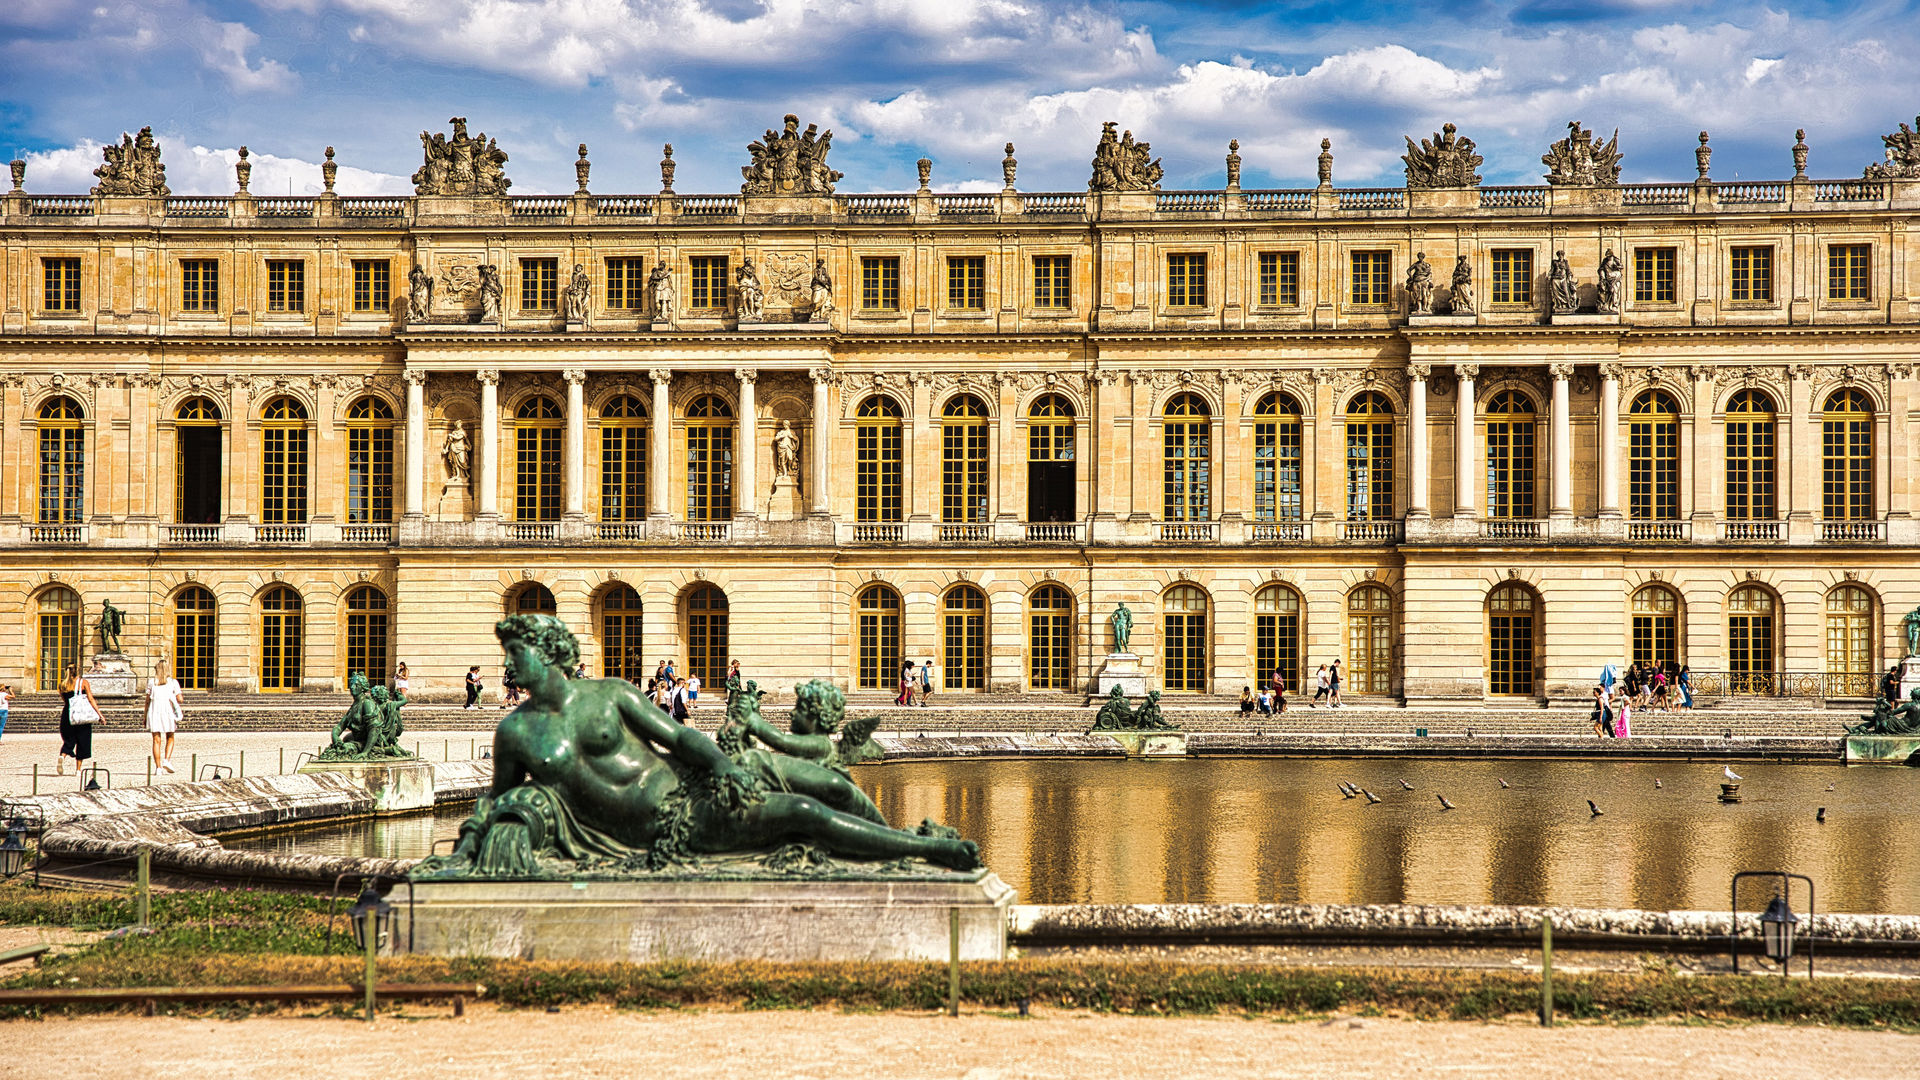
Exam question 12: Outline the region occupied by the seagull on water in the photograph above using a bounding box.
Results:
[1398,779,1414,791]
[1724,766,1744,781]
[1339,783,1357,799]
[1654,779,1663,789]
[1826,783,1836,792]
[1363,789,1382,804]
[1587,799,1603,816]
[1498,778,1510,789]
[1436,794,1455,811]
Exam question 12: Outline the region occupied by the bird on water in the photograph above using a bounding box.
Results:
[1498,778,1510,789]
[1436,794,1455,811]
[1398,779,1414,791]
[1587,799,1603,816]
[1363,790,1383,804]
[1724,766,1743,781]
[1654,779,1663,789]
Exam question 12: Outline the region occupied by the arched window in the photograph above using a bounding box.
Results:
[346,397,395,524]
[942,585,988,691]
[1253,585,1301,693]
[1344,392,1394,521]
[686,395,734,522]
[599,395,647,523]
[175,396,223,524]
[174,586,217,690]
[1628,390,1679,521]
[601,584,644,681]
[941,395,990,523]
[1162,393,1211,521]
[260,397,310,525]
[1724,389,1776,521]
[37,397,84,524]
[509,582,557,617]
[1727,585,1776,693]
[855,396,903,523]
[1028,584,1073,691]
[1485,389,1536,520]
[1826,585,1874,679]
[1822,389,1874,521]
[1027,394,1076,522]
[516,396,564,522]
[1487,583,1537,696]
[855,584,902,689]
[1252,393,1302,522]
[684,585,729,687]
[36,586,81,691]
[259,585,304,692]
[342,586,390,686]
[1346,585,1393,695]
[1631,585,1679,670]
[1162,584,1210,692]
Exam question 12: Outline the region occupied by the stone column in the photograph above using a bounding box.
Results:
[648,369,671,518]
[1690,365,1716,528]
[563,368,587,519]
[1597,364,1621,517]
[995,374,1019,521]
[477,370,500,518]
[1549,363,1573,518]
[404,370,426,517]
[908,374,934,520]
[1406,365,1430,518]
[809,368,832,516]
[226,380,252,523]
[735,368,757,519]
[1220,374,1245,520]
[1452,364,1478,518]
[1787,365,1815,523]
[1310,371,1335,523]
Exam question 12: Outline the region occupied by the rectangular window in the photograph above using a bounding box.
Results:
[946,256,985,311]
[1633,247,1677,303]
[266,260,305,313]
[1032,255,1071,309]
[180,259,219,312]
[1827,244,1871,301]
[1258,251,1299,307]
[1350,251,1390,306]
[42,258,81,313]
[351,259,390,313]
[1166,253,1207,308]
[605,257,646,310]
[860,257,901,311]
[1491,249,1534,306]
[689,255,729,310]
[1729,246,1773,303]
[519,258,558,312]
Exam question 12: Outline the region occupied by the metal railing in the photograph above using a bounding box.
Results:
[1339,520,1402,542]
[29,196,93,215]
[1024,522,1080,542]
[593,196,653,216]
[935,194,995,214]
[675,521,730,542]
[844,194,909,215]
[164,525,221,543]
[595,522,646,541]
[1243,190,1312,211]
[1022,193,1085,213]
[679,195,738,216]
[1155,191,1221,213]
[1481,518,1543,540]
[1627,520,1690,541]
[1820,519,1885,542]
[506,522,558,542]
[254,524,308,544]
[1622,184,1690,205]
[1688,671,1875,698]
[1479,186,1546,208]
[254,197,314,217]
[26,524,84,544]
[508,196,569,217]
[849,523,904,543]
[1250,521,1307,542]
[1154,521,1218,542]
[1720,520,1783,541]
[938,523,993,543]
[340,524,392,544]
[1338,188,1404,210]
[165,197,229,217]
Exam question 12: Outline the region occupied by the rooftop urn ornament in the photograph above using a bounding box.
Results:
[574,143,590,195]
[916,157,932,192]
[322,146,337,193]
[1225,139,1241,190]
[90,126,169,197]
[1001,142,1018,191]
[1542,120,1622,186]
[1864,115,1920,179]
[234,146,251,194]
[1317,138,1333,188]
[1793,129,1809,180]
[1089,121,1164,192]
[740,114,844,195]
[1695,131,1712,181]
[411,117,511,196]
[659,144,676,195]
[7,158,23,194]
[1402,123,1482,188]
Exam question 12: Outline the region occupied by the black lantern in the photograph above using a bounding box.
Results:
[0,819,28,879]
[1760,894,1799,964]
[346,881,396,952]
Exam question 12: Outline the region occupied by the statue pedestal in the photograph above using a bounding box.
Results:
[1097,731,1188,757]
[438,482,472,518]
[565,318,586,333]
[1898,656,1920,703]
[764,474,803,520]
[1550,313,1621,325]
[87,652,139,699]
[404,871,1015,961]
[1844,735,1920,766]
[296,759,434,814]
[1096,652,1147,696]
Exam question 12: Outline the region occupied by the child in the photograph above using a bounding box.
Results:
[1256,689,1273,716]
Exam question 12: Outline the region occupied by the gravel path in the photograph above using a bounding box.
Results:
[10,1005,1911,1079]
[0,729,490,797]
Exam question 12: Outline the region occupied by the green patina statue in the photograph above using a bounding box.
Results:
[1090,685,1176,731]
[320,671,416,760]
[414,615,979,881]
[96,599,126,654]
[1848,688,1920,737]
[1110,603,1133,653]
[718,678,884,773]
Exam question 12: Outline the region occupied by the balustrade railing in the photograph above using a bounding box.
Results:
[1621,184,1690,205]
[844,194,909,215]
[340,524,392,544]
[339,196,407,218]
[509,196,569,216]
[1337,188,1403,210]
[1155,191,1221,213]
[27,524,84,544]
[935,194,995,214]
[254,524,308,544]
[1479,186,1546,208]
[1820,519,1886,542]
[1024,522,1080,543]
[679,195,738,216]
[506,522,558,542]
[1719,520,1783,541]
[1243,190,1312,211]
[1815,180,1884,202]
[593,195,654,216]
[254,197,314,217]
[1022,193,1086,213]
[1714,182,1785,204]
[29,196,93,215]
[1480,518,1543,540]
[1339,520,1402,542]
[166,197,229,217]
[938,523,993,543]
[164,525,221,544]
[850,523,904,543]
[1154,521,1218,542]
[1688,671,1874,698]
[1250,521,1307,542]
[1627,520,1690,541]
[594,522,646,541]
[675,521,730,541]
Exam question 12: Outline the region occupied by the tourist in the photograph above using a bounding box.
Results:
[897,658,915,706]
[0,684,10,740]
[1271,668,1287,715]
[651,675,674,713]
[1311,664,1330,707]
[1677,664,1694,709]
[654,660,669,685]
[687,673,701,707]
[59,663,101,776]
[465,666,484,709]
[146,660,183,774]
[665,658,677,680]
[502,664,521,707]
[573,662,587,680]
[1590,684,1613,737]
[393,662,410,697]
[727,658,742,686]
[1882,663,1902,702]
[1328,660,1343,707]
[918,660,935,706]
[1239,686,1255,715]
[670,678,692,723]
[1614,688,1633,738]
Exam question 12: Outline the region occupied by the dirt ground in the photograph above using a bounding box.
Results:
[3,1004,1911,1080]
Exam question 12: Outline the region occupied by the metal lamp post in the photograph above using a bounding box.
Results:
[0,820,27,878]
[346,881,395,953]
[1731,870,1815,978]
[1760,894,1799,965]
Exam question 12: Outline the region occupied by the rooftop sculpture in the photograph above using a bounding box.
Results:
[412,117,511,197]
[91,127,169,197]
[1403,123,1482,189]
[1543,121,1623,186]
[740,114,843,196]
[1865,116,1920,179]
[1089,121,1163,192]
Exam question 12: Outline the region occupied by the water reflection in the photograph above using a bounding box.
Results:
[224,758,1920,914]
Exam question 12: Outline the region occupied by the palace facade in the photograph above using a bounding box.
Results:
[3,122,1918,702]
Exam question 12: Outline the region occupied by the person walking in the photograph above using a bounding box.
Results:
[0,684,11,741]
[897,659,915,706]
[59,663,101,777]
[146,660,183,774]
[1311,664,1330,708]
[1328,660,1344,708]
[669,677,692,723]
[727,659,742,686]
[918,660,935,706]
[502,664,521,708]
[654,660,669,686]
[650,675,673,713]
[1591,684,1613,737]
[464,666,484,709]
[1677,663,1694,710]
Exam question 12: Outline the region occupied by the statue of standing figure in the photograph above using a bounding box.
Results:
[736,258,764,322]
[407,265,434,323]
[1549,250,1578,314]
[1904,606,1920,657]
[772,420,799,478]
[1110,603,1133,654]
[443,423,472,486]
[648,263,676,323]
[1448,255,1475,314]
[564,263,591,322]
[1597,249,1624,315]
[1406,252,1435,315]
[808,259,835,322]
[96,600,126,654]
[477,264,503,324]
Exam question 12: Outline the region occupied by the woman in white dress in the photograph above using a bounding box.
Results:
[146,661,183,773]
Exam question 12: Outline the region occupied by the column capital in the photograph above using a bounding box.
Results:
[1453,363,1479,381]
[403,369,429,387]
[809,366,836,386]
[1548,362,1575,380]
[734,367,759,385]
[1598,362,1625,380]
[476,368,500,387]
[563,368,587,386]
[1405,362,1431,381]
[649,368,673,386]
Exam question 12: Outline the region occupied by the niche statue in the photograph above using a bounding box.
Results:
[96,599,126,654]
[414,616,979,880]
[1109,602,1133,653]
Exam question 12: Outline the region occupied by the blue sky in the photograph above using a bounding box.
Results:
[2,1,1916,195]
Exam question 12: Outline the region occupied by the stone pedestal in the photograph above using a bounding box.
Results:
[1844,735,1920,766]
[1096,652,1147,695]
[1097,731,1188,757]
[1550,313,1621,326]
[1407,314,1477,328]
[405,872,1015,961]
[438,482,472,518]
[87,652,138,698]
[764,474,803,520]
[296,758,434,814]
[1898,656,1920,703]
